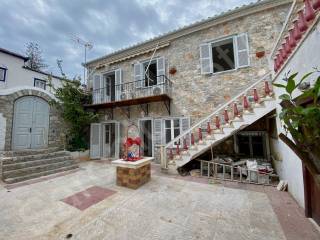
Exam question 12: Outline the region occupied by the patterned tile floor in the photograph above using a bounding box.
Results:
[0,161,319,240]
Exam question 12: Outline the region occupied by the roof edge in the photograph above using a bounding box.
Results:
[0,47,29,61]
[22,66,66,81]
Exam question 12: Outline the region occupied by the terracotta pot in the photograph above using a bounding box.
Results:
[304,0,316,22]
[298,10,308,32]
[256,51,265,58]
[169,67,177,75]
[313,0,320,10]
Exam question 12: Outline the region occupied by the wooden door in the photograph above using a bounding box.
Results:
[13,96,49,150]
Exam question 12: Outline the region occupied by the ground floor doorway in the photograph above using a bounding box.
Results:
[12,96,49,150]
[139,119,153,157]
[90,121,120,159]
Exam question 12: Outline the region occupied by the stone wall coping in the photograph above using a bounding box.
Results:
[0,86,57,100]
[112,157,153,169]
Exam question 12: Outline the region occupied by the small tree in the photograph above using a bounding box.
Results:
[25,42,48,70]
[274,70,320,186]
[50,77,98,151]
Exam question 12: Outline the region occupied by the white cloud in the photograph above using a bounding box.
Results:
[0,0,254,78]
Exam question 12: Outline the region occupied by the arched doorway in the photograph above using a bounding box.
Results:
[12,96,49,150]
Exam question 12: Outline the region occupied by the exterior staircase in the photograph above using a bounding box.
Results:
[161,73,277,172]
[1,148,79,184]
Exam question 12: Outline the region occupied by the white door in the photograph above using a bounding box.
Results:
[103,124,111,157]
[13,96,49,150]
[90,123,102,159]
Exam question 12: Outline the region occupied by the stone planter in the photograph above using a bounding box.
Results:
[70,150,90,161]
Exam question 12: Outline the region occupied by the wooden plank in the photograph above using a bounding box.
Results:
[84,94,171,110]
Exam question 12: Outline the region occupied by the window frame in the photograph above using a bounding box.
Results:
[141,59,158,88]
[0,67,7,82]
[164,118,181,145]
[234,131,267,159]
[210,35,237,74]
[34,78,47,90]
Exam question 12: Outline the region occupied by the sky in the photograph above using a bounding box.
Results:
[0,0,254,79]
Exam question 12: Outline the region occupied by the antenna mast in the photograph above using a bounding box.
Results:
[70,35,93,86]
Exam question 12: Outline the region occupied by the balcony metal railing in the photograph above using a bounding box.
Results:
[92,75,173,104]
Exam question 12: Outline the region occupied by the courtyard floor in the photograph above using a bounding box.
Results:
[0,161,319,240]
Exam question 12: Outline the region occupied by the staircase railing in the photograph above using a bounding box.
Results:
[162,72,272,169]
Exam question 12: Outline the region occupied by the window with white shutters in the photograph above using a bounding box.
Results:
[236,33,250,68]
[93,74,101,104]
[153,119,163,146]
[200,43,213,74]
[134,63,143,88]
[200,33,250,74]
[115,69,122,101]
[90,123,101,159]
[157,57,165,84]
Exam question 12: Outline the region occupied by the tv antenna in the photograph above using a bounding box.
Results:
[70,35,93,86]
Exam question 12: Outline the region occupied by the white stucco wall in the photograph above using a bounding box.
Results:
[0,51,63,93]
[271,21,320,208]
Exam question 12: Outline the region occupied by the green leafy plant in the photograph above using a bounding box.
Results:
[50,77,98,151]
[274,70,320,185]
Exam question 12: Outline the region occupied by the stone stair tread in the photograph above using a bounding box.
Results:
[4,164,79,184]
[2,151,70,164]
[3,147,61,157]
[2,156,72,171]
[3,160,77,178]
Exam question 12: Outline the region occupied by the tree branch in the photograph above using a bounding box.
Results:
[279,133,320,188]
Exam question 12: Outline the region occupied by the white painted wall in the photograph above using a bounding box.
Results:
[271,21,320,208]
[0,51,63,93]
[0,113,6,151]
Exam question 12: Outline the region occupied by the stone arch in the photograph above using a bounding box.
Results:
[0,88,66,151]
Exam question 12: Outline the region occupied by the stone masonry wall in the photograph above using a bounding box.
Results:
[0,89,66,151]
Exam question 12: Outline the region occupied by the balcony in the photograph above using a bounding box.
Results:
[85,75,173,110]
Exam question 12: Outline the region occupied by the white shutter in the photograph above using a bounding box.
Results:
[180,117,191,145]
[199,43,213,74]
[93,75,101,104]
[153,119,163,146]
[236,33,250,68]
[114,122,120,159]
[157,57,165,84]
[115,69,122,101]
[90,123,101,159]
[134,63,143,88]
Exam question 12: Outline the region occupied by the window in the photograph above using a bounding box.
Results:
[212,38,235,73]
[143,60,157,87]
[34,78,46,90]
[134,57,165,88]
[200,33,249,74]
[164,119,180,144]
[0,67,7,82]
[235,132,266,158]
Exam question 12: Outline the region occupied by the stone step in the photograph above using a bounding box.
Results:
[2,147,61,157]
[3,160,77,179]
[2,151,70,164]
[2,156,72,171]
[4,164,79,184]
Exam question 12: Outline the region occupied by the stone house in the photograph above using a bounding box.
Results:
[84,0,291,163]
[0,47,67,151]
[0,47,78,184]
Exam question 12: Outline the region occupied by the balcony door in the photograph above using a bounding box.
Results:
[139,119,153,157]
[103,72,115,102]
